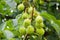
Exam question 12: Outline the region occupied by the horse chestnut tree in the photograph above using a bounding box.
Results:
[0,0,59,40]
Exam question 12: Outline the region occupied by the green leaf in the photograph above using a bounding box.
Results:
[50,20,60,36]
[3,30,14,39]
[4,20,14,30]
[46,33,59,40]
[55,20,60,27]
[16,14,23,26]
[41,11,60,38]
[5,0,17,9]
[41,11,56,21]
[0,3,4,10]
[0,22,6,30]
[12,19,18,26]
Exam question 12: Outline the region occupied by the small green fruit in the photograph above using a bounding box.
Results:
[33,0,38,3]
[35,15,43,23]
[22,12,29,19]
[19,27,26,35]
[23,19,31,28]
[28,6,33,13]
[26,25,34,34]
[36,28,45,35]
[18,3,24,11]
[35,22,44,28]
[39,0,44,5]
[40,22,44,27]
[35,22,40,28]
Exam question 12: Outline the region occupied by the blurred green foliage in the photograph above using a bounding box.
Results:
[0,0,60,40]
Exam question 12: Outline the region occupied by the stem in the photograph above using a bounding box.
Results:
[39,36,42,40]
[23,0,29,12]
[31,7,34,22]
[24,34,30,40]
[24,34,28,40]
[25,8,28,13]
[31,0,35,22]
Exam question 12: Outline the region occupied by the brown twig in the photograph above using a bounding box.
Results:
[31,6,34,22]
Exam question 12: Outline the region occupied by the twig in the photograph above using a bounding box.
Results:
[24,34,28,40]
[31,7,34,22]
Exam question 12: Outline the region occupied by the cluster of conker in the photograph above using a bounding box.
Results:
[17,2,45,38]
